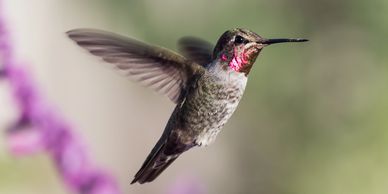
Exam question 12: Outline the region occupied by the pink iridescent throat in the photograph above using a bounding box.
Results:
[221,48,249,72]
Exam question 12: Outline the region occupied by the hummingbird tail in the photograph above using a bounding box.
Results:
[131,142,180,184]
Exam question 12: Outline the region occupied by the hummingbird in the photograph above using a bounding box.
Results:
[67,28,308,184]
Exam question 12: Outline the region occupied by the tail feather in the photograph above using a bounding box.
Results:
[131,142,180,184]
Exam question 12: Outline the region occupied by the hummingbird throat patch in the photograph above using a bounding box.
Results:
[228,48,249,72]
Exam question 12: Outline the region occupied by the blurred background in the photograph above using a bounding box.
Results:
[1,0,388,194]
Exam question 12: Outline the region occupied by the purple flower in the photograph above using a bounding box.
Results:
[0,1,121,193]
[6,117,45,155]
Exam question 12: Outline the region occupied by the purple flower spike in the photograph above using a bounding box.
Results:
[0,1,122,194]
[0,68,6,78]
[80,172,121,194]
[6,118,45,156]
[0,2,11,69]
[52,131,91,187]
[5,64,43,116]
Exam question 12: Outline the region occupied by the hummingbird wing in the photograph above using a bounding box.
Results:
[178,37,214,67]
[67,29,205,103]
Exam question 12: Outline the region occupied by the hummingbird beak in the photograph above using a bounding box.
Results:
[259,38,308,46]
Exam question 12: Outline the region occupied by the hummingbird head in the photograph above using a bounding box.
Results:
[213,28,308,75]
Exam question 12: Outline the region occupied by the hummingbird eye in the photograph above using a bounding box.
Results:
[234,35,246,44]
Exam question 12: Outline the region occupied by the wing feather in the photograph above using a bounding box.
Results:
[178,36,214,67]
[67,29,204,103]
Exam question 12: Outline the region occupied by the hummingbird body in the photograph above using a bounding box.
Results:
[67,28,307,184]
[182,60,247,146]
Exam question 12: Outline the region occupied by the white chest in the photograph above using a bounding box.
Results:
[194,64,247,146]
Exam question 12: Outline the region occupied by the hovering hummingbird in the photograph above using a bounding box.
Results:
[67,28,307,184]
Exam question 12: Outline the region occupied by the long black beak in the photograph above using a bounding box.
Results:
[260,38,308,45]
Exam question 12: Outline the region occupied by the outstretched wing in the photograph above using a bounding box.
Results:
[178,37,214,67]
[67,29,204,103]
